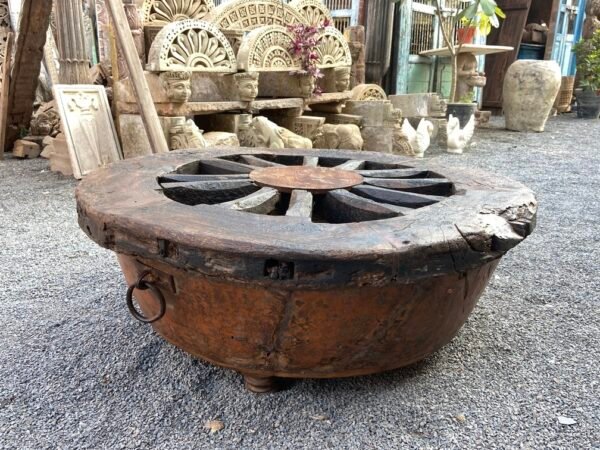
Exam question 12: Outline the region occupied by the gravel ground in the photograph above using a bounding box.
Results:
[0,114,598,449]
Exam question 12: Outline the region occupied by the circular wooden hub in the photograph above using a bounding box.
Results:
[249,166,364,193]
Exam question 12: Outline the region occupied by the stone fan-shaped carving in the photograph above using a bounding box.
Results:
[237,25,301,72]
[316,26,352,69]
[142,0,215,25]
[205,0,308,31]
[288,0,333,26]
[147,19,237,72]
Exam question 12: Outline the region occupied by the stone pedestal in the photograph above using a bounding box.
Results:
[343,100,396,153]
[503,60,561,132]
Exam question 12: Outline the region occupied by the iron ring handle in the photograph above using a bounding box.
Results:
[126,271,166,324]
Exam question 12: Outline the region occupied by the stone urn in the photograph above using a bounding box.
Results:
[503,60,561,132]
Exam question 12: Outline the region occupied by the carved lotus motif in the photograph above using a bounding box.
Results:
[289,0,333,26]
[168,29,233,70]
[142,0,215,25]
[316,27,352,69]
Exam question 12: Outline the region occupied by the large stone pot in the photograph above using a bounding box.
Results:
[503,60,561,132]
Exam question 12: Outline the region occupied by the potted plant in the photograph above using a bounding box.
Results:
[432,0,505,122]
[573,29,600,119]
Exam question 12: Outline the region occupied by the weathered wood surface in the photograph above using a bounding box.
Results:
[286,190,313,219]
[6,0,53,150]
[0,31,13,156]
[106,0,169,154]
[77,148,537,287]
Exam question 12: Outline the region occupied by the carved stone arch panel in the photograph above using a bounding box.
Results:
[237,25,301,72]
[288,0,332,27]
[351,84,388,101]
[205,0,308,31]
[147,19,237,72]
[316,26,352,69]
[142,0,215,25]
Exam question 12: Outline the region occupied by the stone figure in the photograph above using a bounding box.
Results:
[401,119,434,158]
[234,72,259,102]
[392,123,416,157]
[30,102,61,137]
[237,114,256,147]
[298,74,316,98]
[313,124,363,150]
[169,118,207,150]
[251,117,313,149]
[446,114,475,154]
[334,67,351,92]
[160,71,192,103]
[456,53,486,102]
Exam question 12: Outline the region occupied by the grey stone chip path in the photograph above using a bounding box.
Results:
[0,115,598,449]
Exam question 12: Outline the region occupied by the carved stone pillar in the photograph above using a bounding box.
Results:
[117,0,145,80]
[344,26,366,88]
[55,0,92,84]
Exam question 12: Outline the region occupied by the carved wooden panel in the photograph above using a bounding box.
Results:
[205,0,308,31]
[0,31,13,156]
[147,19,236,72]
[289,0,333,26]
[0,0,10,29]
[53,85,123,179]
[237,25,300,72]
[142,0,215,25]
[95,0,112,67]
[316,26,352,69]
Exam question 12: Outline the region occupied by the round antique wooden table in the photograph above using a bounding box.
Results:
[76,148,537,392]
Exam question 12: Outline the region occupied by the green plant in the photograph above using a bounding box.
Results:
[458,1,506,35]
[458,92,475,103]
[573,29,600,92]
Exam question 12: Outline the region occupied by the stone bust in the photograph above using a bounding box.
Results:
[456,53,486,102]
[169,118,207,150]
[234,72,259,102]
[160,71,192,104]
[334,67,351,92]
[297,74,316,98]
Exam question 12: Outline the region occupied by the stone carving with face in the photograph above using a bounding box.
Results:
[456,53,486,102]
[160,71,192,103]
[298,74,316,98]
[313,124,363,150]
[251,117,313,149]
[334,67,351,92]
[234,72,259,102]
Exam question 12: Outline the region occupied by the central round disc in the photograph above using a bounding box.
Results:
[250,166,364,193]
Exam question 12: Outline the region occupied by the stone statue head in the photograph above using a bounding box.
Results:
[160,71,192,103]
[334,67,351,92]
[297,74,316,98]
[234,72,259,102]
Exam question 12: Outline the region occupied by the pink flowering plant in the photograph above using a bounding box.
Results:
[287,19,331,95]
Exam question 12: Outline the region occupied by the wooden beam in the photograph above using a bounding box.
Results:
[6,0,53,150]
[395,0,412,95]
[0,32,14,158]
[106,0,169,154]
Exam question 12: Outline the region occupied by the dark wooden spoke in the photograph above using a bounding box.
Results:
[240,155,285,168]
[364,178,454,196]
[351,185,445,208]
[357,168,431,179]
[159,173,250,183]
[303,156,319,167]
[286,190,313,219]
[199,159,255,174]
[219,187,281,214]
[162,180,259,205]
[335,160,366,170]
[321,190,405,223]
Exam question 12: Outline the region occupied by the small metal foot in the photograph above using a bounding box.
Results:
[243,374,278,393]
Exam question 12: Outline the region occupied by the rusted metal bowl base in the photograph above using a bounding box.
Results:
[118,253,499,391]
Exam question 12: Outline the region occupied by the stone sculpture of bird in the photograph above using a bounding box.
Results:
[446,114,475,154]
[401,118,434,158]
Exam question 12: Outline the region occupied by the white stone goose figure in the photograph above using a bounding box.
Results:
[446,114,475,154]
[401,118,434,158]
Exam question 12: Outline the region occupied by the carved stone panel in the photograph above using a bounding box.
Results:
[0,0,10,29]
[95,0,111,67]
[351,84,388,101]
[147,19,237,72]
[205,0,307,31]
[316,26,352,69]
[53,85,123,179]
[288,0,332,26]
[237,25,300,72]
[142,0,215,26]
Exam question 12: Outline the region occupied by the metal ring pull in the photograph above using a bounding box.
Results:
[126,270,166,324]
